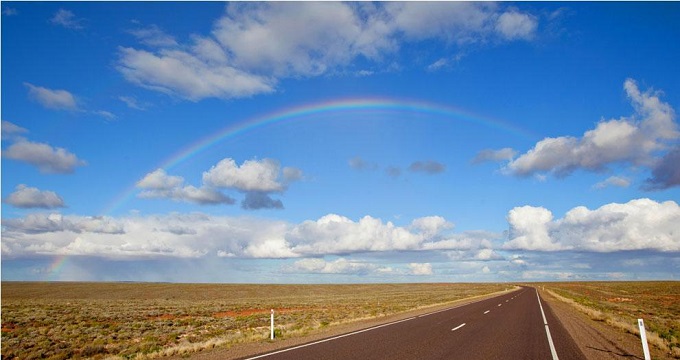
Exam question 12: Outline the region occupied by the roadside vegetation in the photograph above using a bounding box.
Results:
[2,282,509,359]
[542,281,680,358]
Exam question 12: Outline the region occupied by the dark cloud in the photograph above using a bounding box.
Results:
[408,160,445,174]
[241,192,284,210]
[643,146,680,190]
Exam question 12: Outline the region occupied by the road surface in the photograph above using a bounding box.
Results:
[240,287,586,360]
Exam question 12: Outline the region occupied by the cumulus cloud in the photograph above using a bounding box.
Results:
[504,79,678,178]
[408,262,433,275]
[50,9,84,29]
[408,160,445,174]
[1,212,495,260]
[137,159,297,209]
[24,83,79,111]
[3,184,66,209]
[3,138,86,174]
[118,3,538,100]
[137,169,183,190]
[503,198,680,252]
[203,158,285,192]
[137,169,234,205]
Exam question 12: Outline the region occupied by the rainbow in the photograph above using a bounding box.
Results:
[46,255,69,281]
[101,97,536,215]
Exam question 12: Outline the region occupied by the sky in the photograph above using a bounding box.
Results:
[2,2,680,283]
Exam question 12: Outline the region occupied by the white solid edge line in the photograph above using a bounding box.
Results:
[536,289,559,360]
[451,323,466,331]
[244,317,416,360]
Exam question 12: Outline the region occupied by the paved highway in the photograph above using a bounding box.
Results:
[241,287,586,360]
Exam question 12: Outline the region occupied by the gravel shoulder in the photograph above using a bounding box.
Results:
[540,288,674,360]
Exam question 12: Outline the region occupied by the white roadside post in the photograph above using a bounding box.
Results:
[638,319,651,360]
[270,309,275,340]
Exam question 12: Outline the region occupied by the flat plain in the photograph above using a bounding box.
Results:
[1,282,509,359]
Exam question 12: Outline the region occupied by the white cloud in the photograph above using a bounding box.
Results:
[118,3,538,100]
[137,159,297,209]
[215,2,366,77]
[408,262,433,275]
[503,198,680,252]
[136,169,233,205]
[129,25,178,47]
[504,206,560,251]
[118,96,148,110]
[50,9,84,29]
[93,110,116,120]
[410,216,454,238]
[203,158,285,192]
[288,258,389,275]
[24,83,79,111]
[3,184,65,209]
[3,138,86,174]
[495,11,538,40]
[2,120,28,139]
[385,2,495,43]
[505,79,678,178]
[593,176,631,189]
[117,47,274,101]
[0,211,493,260]
[137,169,183,190]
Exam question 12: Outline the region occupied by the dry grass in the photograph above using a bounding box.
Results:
[541,281,680,358]
[2,282,509,359]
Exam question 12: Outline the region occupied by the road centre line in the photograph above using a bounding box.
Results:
[483,310,490,314]
[536,289,559,360]
[245,290,521,359]
[451,323,466,331]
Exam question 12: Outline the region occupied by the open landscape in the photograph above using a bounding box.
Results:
[1,282,511,359]
[3,281,679,359]
[2,2,679,360]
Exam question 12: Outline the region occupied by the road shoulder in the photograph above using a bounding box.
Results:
[540,288,673,360]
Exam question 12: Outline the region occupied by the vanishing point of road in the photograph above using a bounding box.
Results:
[240,287,586,360]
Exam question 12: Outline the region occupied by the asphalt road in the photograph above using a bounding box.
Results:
[240,287,586,360]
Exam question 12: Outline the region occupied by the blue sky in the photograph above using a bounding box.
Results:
[2,2,679,283]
